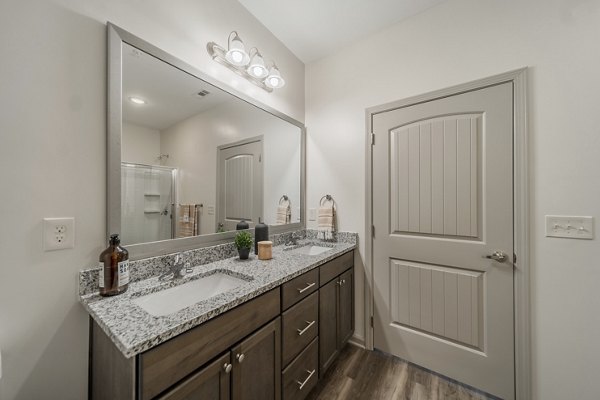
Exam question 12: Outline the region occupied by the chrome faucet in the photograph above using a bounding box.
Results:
[160,253,192,281]
[285,232,301,246]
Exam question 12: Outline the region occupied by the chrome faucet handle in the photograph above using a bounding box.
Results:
[170,253,185,278]
[184,262,193,274]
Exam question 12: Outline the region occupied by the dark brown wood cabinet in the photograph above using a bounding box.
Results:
[338,268,354,346]
[157,353,231,400]
[318,278,338,376]
[318,256,354,377]
[90,250,354,400]
[159,318,281,400]
[282,338,318,400]
[232,318,281,400]
[282,291,319,367]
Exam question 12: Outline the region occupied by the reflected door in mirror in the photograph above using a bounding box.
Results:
[217,138,263,231]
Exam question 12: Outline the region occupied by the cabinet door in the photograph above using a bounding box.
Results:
[337,268,354,347]
[158,353,231,400]
[232,317,281,400]
[318,278,338,377]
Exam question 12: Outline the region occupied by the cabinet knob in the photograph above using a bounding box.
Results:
[223,363,232,374]
[236,353,245,363]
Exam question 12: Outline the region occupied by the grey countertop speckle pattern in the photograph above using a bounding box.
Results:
[79,234,356,358]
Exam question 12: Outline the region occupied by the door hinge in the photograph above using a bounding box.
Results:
[370,316,374,327]
[371,225,375,237]
[370,133,375,145]
[513,252,517,264]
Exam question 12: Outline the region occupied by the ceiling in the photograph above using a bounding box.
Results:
[237,0,448,63]
[122,43,231,131]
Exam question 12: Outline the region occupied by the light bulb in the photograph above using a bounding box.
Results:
[231,51,243,64]
[265,64,285,89]
[225,31,250,66]
[246,48,269,78]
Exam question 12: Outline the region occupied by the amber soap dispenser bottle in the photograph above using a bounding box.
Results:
[99,234,129,296]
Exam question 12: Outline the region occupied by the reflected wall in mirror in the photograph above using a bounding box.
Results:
[109,25,304,249]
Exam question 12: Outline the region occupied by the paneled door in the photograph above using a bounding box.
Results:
[372,82,514,399]
[217,137,263,231]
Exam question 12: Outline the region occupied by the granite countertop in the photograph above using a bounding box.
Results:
[79,240,355,358]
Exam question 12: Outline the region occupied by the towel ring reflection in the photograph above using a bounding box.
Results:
[319,194,336,209]
[279,195,289,205]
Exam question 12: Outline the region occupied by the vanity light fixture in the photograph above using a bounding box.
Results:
[128,96,147,105]
[207,31,285,92]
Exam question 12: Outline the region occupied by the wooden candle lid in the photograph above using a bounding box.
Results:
[257,241,273,260]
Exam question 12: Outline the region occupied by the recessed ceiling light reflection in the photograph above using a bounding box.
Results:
[128,96,147,105]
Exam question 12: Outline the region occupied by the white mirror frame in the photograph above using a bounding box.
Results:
[107,23,306,260]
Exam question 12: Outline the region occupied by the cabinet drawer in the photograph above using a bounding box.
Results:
[282,338,318,400]
[281,292,318,367]
[281,268,319,310]
[319,251,353,286]
[139,288,280,400]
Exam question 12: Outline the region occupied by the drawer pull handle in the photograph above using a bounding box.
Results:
[236,353,245,363]
[297,320,316,336]
[296,369,316,390]
[297,282,316,293]
[223,363,232,374]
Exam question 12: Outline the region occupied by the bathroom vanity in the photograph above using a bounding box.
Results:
[82,22,356,400]
[83,243,355,400]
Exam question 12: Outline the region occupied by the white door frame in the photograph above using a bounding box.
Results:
[364,68,530,399]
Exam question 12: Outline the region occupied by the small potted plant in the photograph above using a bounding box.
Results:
[234,231,253,260]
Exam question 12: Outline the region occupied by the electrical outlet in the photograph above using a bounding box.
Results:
[207,205,215,215]
[43,217,75,251]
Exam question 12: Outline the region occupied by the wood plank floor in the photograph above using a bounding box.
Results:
[306,344,495,400]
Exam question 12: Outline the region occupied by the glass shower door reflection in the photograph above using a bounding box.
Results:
[121,163,176,245]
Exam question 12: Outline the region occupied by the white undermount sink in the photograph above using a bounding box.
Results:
[133,272,249,317]
[292,245,333,256]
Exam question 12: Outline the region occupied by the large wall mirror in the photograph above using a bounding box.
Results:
[107,24,305,258]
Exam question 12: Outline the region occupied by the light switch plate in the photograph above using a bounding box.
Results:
[308,208,317,221]
[207,205,215,215]
[545,215,593,239]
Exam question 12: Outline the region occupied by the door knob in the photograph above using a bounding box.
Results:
[485,251,508,263]
[223,363,232,373]
[236,353,245,363]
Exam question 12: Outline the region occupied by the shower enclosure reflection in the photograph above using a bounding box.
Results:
[121,163,176,244]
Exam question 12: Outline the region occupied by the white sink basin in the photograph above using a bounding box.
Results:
[292,245,333,256]
[133,272,249,317]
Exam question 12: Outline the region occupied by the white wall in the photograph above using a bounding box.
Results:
[122,121,161,165]
[0,0,303,398]
[305,0,600,399]
[161,99,301,235]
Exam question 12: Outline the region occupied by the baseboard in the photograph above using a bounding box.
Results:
[348,334,365,349]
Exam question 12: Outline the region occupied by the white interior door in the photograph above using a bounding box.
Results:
[217,138,263,231]
[372,82,514,399]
